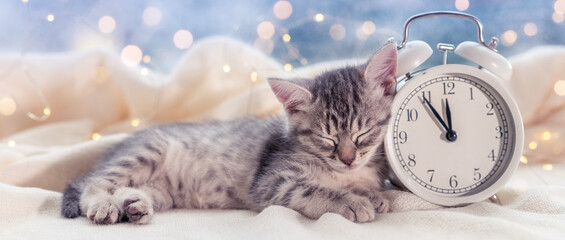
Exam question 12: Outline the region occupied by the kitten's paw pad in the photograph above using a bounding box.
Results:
[122,198,154,224]
[370,194,390,213]
[86,202,121,225]
[337,197,375,223]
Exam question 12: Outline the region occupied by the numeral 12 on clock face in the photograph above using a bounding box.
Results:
[391,75,514,195]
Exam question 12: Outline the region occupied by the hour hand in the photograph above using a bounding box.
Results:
[423,97,450,132]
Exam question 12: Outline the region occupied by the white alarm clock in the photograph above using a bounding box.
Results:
[385,11,524,206]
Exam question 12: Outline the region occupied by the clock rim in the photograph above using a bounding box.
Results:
[385,64,524,206]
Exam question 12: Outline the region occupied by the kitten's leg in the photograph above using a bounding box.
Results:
[80,179,123,224]
[113,181,175,224]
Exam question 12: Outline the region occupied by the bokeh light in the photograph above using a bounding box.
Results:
[361,21,376,35]
[543,164,553,171]
[329,24,346,41]
[250,71,258,82]
[257,21,275,39]
[282,34,291,42]
[520,155,528,164]
[91,132,101,141]
[501,30,517,46]
[131,118,140,127]
[284,63,292,71]
[314,13,324,22]
[529,141,538,150]
[143,55,151,64]
[8,140,16,147]
[554,80,565,96]
[0,97,16,116]
[273,1,292,20]
[173,30,193,49]
[223,64,231,73]
[542,130,552,141]
[143,6,162,26]
[555,0,565,14]
[455,0,469,11]
[553,12,565,23]
[523,23,538,36]
[98,16,116,34]
[121,45,143,66]
[46,14,55,22]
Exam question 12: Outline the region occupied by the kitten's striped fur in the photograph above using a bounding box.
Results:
[61,42,398,224]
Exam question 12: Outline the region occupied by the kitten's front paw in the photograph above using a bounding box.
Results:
[369,193,390,214]
[86,198,122,225]
[336,195,375,223]
[122,198,154,224]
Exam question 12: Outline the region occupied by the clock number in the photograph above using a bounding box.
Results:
[469,87,474,100]
[495,126,503,139]
[407,154,416,167]
[398,131,408,144]
[421,91,431,103]
[488,149,496,161]
[449,175,458,188]
[406,109,418,122]
[474,168,482,181]
[442,82,455,95]
[486,103,494,115]
[427,169,435,182]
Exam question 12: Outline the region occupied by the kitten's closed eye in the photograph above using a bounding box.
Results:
[316,134,337,152]
[354,127,374,145]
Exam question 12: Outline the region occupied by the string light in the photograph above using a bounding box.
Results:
[520,155,528,164]
[173,30,193,49]
[250,71,258,82]
[454,0,469,11]
[21,0,28,3]
[529,141,538,150]
[0,97,17,116]
[121,45,143,66]
[284,63,292,71]
[43,107,51,116]
[501,30,517,46]
[543,164,553,171]
[282,34,291,42]
[314,13,325,22]
[98,16,116,34]
[131,118,140,127]
[143,6,162,26]
[143,55,151,64]
[91,132,101,141]
[223,64,231,73]
[273,1,292,20]
[257,21,275,39]
[523,23,538,36]
[554,80,565,96]
[329,24,346,41]
[542,131,552,141]
[46,14,55,22]
[140,67,149,75]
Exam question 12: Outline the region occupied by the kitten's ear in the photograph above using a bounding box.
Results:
[268,78,312,114]
[364,42,398,96]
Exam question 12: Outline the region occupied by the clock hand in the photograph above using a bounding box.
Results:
[444,98,458,142]
[423,97,450,132]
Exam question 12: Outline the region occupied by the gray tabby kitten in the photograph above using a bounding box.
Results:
[61,42,398,224]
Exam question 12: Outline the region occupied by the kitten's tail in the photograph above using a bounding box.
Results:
[61,178,85,218]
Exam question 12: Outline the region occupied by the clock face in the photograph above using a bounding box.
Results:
[387,65,522,205]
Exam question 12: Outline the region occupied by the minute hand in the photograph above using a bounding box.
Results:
[423,98,449,132]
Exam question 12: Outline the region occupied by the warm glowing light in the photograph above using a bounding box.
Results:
[300,58,308,65]
[254,38,274,54]
[520,155,528,164]
[257,21,275,39]
[523,23,538,37]
[314,13,325,22]
[501,30,517,46]
[43,108,51,116]
[284,64,292,71]
[273,1,292,20]
[46,14,55,22]
[223,64,231,73]
[282,34,291,42]
[250,71,258,82]
[140,67,149,75]
[0,97,17,116]
[329,24,346,41]
[131,118,141,127]
[361,21,376,35]
[455,0,469,11]
[555,0,565,14]
[92,133,101,141]
[542,131,552,141]
[22,0,28,3]
[553,12,565,23]
[121,45,143,66]
[8,140,16,147]
[98,16,116,34]
[528,141,538,150]
[143,55,151,64]
[554,80,565,96]
[543,164,553,171]
[143,6,162,26]
[173,30,194,49]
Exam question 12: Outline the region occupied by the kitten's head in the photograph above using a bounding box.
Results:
[269,42,397,172]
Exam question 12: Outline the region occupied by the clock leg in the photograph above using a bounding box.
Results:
[488,194,501,205]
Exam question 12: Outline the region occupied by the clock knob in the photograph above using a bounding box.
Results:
[396,40,433,78]
[454,41,512,80]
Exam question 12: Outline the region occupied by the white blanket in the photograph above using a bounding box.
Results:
[1,37,565,239]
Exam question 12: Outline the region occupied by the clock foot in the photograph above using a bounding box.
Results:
[488,194,501,205]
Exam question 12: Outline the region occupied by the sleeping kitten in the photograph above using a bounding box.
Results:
[61,42,398,224]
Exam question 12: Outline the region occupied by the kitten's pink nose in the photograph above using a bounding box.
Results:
[340,156,355,166]
[338,146,356,166]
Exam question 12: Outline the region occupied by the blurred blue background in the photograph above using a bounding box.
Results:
[0,0,563,73]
